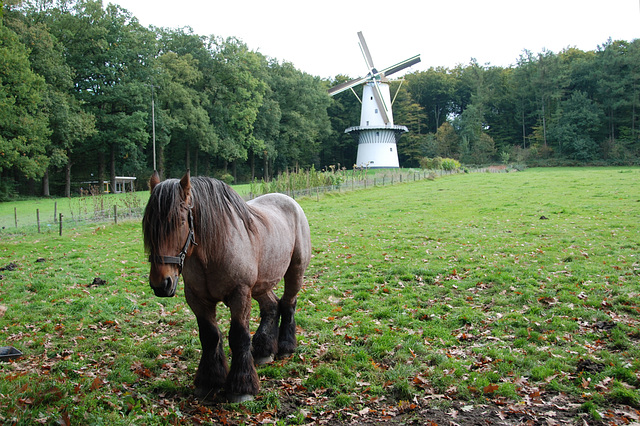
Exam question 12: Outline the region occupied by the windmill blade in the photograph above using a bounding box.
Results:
[328,76,368,96]
[379,54,421,78]
[371,81,390,124]
[357,31,376,72]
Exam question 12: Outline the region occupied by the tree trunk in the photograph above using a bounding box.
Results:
[185,140,191,171]
[64,161,72,197]
[42,168,50,197]
[158,144,165,178]
[98,151,105,193]
[263,153,269,182]
[110,144,116,194]
[521,108,526,148]
[250,152,255,181]
[541,99,547,146]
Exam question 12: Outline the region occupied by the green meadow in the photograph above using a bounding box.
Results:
[0,167,639,424]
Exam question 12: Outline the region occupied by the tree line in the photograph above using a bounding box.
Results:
[1,0,638,198]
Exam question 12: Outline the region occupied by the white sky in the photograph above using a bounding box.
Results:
[109,0,640,79]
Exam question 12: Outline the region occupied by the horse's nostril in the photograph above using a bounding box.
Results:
[162,276,173,293]
[151,275,176,297]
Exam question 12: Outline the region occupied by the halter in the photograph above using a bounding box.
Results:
[149,204,197,273]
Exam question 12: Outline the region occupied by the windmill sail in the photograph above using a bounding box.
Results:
[327,31,421,168]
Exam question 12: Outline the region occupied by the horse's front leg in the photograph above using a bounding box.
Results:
[193,311,228,400]
[226,290,259,402]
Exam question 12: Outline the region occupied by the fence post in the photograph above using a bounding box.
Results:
[37,209,40,233]
[59,213,63,236]
[54,202,57,223]
[14,207,17,228]
[114,205,118,225]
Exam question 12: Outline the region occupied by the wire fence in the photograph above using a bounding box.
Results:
[244,168,470,201]
[1,166,505,236]
[1,192,145,236]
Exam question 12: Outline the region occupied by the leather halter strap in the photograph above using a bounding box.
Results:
[149,205,196,273]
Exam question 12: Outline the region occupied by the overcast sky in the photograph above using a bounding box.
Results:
[108,0,639,79]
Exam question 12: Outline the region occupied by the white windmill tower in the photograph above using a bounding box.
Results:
[328,31,420,168]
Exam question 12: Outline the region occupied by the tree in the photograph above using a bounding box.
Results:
[5,10,96,196]
[549,91,602,161]
[207,37,267,176]
[594,39,628,157]
[323,75,362,168]
[407,68,456,133]
[391,80,428,167]
[49,0,154,191]
[252,94,281,180]
[0,22,50,194]
[266,60,331,173]
[451,62,497,164]
[154,49,214,176]
[434,122,460,159]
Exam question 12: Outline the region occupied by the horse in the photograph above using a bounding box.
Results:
[142,170,311,402]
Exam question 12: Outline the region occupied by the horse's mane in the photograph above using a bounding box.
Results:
[143,177,262,263]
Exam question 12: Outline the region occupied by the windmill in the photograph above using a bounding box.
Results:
[328,31,420,168]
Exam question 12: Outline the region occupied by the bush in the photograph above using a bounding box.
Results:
[420,157,460,171]
[216,173,234,185]
[441,158,461,171]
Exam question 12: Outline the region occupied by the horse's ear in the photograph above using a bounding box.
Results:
[149,170,161,192]
[180,169,191,201]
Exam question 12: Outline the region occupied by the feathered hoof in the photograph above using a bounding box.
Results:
[194,386,221,401]
[253,354,274,365]
[277,352,294,360]
[228,393,255,403]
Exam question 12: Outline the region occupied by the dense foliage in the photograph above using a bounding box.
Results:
[1,0,639,197]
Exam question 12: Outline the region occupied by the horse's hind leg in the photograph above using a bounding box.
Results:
[278,269,303,358]
[252,291,279,365]
[193,314,228,400]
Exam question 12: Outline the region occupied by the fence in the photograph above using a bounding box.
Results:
[2,166,509,235]
[1,192,144,236]
[243,168,472,201]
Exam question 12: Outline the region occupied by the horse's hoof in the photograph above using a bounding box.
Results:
[194,387,220,400]
[277,352,294,360]
[254,354,274,365]
[228,393,255,403]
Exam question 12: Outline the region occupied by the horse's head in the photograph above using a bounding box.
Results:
[143,170,196,297]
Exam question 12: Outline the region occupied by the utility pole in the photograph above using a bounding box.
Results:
[151,84,157,171]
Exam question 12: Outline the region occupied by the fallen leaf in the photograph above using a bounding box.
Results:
[483,384,499,394]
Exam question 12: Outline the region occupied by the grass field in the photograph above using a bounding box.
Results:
[0,167,639,424]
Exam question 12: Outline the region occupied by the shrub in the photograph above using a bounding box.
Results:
[216,173,234,185]
[441,158,461,171]
[420,157,461,171]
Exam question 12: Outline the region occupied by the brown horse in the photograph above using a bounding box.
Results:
[142,171,311,402]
